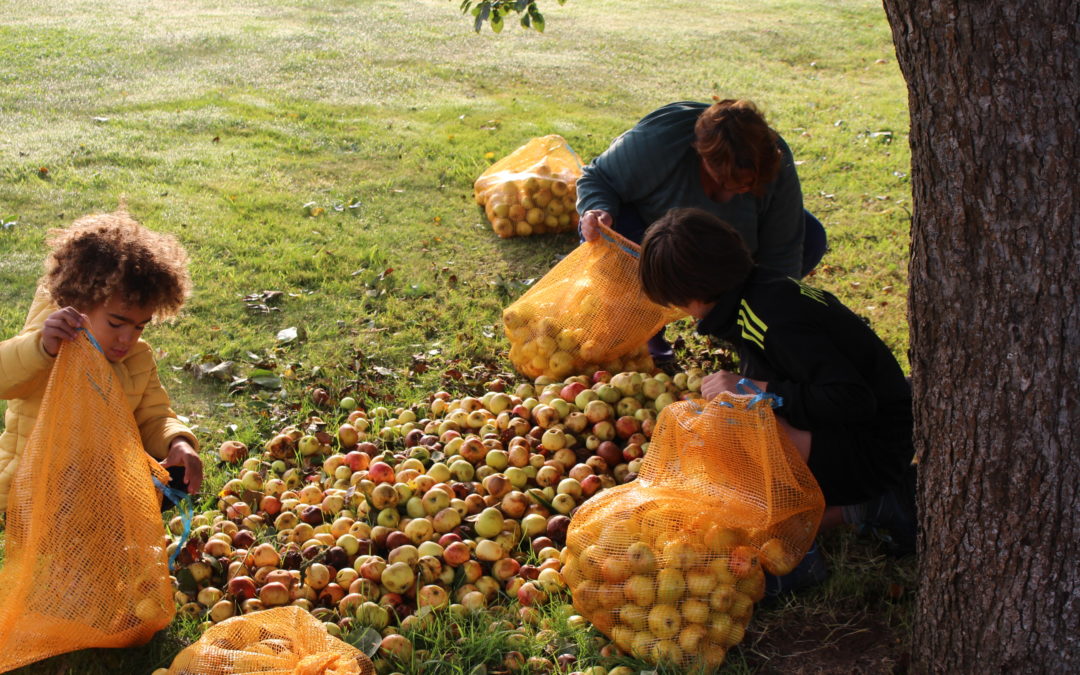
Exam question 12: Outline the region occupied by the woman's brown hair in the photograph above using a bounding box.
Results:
[42,208,191,320]
[694,99,782,197]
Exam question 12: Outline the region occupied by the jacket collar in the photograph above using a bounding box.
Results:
[695,268,756,337]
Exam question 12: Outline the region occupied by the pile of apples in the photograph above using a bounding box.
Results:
[168,369,704,671]
[477,166,580,239]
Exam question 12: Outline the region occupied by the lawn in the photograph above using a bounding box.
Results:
[0,0,914,672]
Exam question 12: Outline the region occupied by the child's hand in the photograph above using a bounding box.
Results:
[161,438,203,495]
[40,307,90,357]
[702,371,769,400]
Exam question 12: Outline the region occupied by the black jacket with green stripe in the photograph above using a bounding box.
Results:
[696,267,912,441]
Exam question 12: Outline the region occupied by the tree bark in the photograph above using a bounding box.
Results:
[881,0,1079,671]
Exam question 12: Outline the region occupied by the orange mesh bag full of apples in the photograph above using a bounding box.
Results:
[503,224,685,379]
[159,606,374,675]
[563,388,825,671]
[474,134,583,238]
[0,331,175,672]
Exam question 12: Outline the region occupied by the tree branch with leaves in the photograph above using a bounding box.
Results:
[456,0,567,33]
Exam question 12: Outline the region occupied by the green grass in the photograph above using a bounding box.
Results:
[0,0,913,672]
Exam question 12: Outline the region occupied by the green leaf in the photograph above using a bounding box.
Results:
[528,5,544,32]
[474,1,490,32]
[491,12,504,32]
[345,626,383,658]
[249,368,282,389]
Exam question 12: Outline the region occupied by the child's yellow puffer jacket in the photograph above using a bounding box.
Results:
[0,290,197,512]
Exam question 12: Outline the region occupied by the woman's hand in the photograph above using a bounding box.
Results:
[701,370,768,400]
[161,438,203,495]
[40,307,89,357]
[579,209,613,242]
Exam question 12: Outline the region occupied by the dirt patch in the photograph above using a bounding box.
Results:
[742,607,910,674]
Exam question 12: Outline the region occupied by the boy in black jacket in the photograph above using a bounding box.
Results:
[639,207,916,592]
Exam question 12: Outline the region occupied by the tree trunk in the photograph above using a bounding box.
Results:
[881,1,1079,671]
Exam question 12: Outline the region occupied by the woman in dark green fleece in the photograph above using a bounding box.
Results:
[576,99,825,362]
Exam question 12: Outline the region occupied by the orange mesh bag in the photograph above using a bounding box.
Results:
[0,332,174,672]
[473,134,583,238]
[159,606,374,675]
[503,224,684,378]
[563,389,825,670]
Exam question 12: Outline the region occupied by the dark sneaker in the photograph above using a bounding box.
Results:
[854,464,918,557]
[764,541,828,598]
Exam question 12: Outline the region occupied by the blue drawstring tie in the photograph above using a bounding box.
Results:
[737,377,784,410]
[153,476,194,571]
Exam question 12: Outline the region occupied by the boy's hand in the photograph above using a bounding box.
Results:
[40,307,89,357]
[702,370,769,400]
[579,209,612,242]
[162,438,203,495]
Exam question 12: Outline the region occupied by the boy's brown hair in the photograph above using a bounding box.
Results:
[694,99,781,197]
[42,208,191,319]
[639,208,753,308]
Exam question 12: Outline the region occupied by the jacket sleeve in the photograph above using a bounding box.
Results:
[133,356,198,461]
[576,104,699,218]
[0,292,57,400]
[756,324,878,430]
[754,137,806,278]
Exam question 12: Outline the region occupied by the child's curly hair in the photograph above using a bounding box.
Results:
[42,209,191,320]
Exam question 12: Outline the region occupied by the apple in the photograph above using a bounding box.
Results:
[417,584,449,610]
[474,539,504,562]
[560,382,586,403]
[209,599,235,623]
[218,440,248,464]
[583,400,612,423]
[648,603,681,639]
[250,542,280,568]
[473,507,505,538]
[516,581,547,607]
[759,538,797,576]
[614,416,640,439]
[379,634,414,661]
[624,574,656,606]
[381,561,416,594]
[656,568,686,603]
[367,461,396,484]
[729,545,760,579]
[227,576,257,601]
[259,581,291,606]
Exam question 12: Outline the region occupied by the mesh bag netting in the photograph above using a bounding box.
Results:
[503,224,685,379]
[474,134,583,238]
[563,391,825,670]
[159,606,374,675]
[0,332,175,672]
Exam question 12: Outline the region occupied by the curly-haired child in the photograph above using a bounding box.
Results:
[0,208,202,513]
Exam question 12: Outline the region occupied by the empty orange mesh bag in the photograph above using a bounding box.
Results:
[0,331,175,672]
[158,606,374,675]
[503,224,684,379]
[562,390,825,671]
[474,134,583,238]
